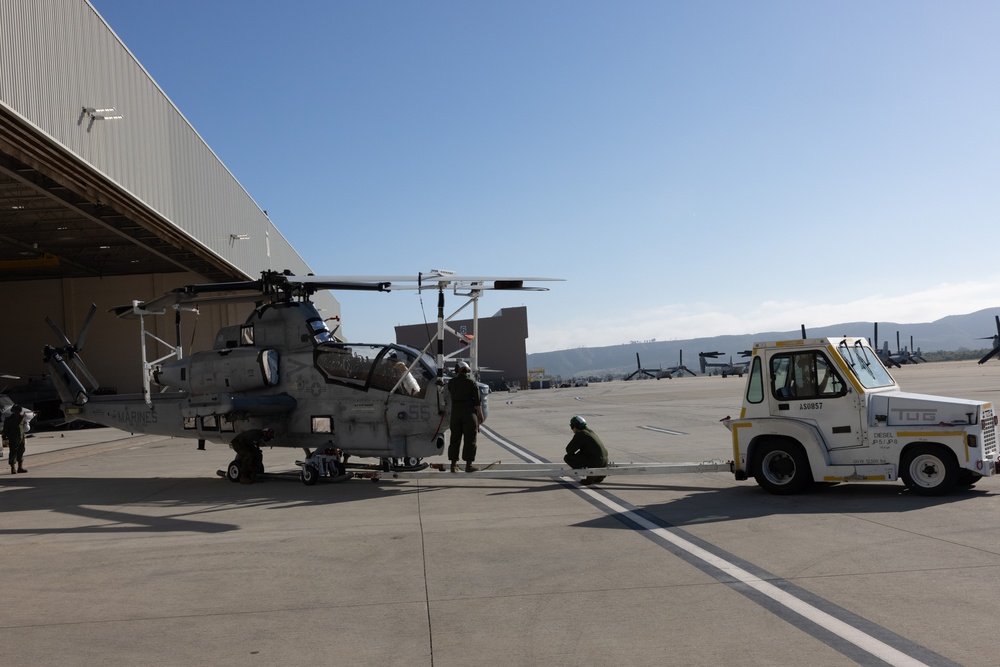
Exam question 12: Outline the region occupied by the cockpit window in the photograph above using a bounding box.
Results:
[314,344,433,396]
[307,317,332,344]
[372,348,431,397]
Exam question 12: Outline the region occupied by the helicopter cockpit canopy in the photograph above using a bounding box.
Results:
[314,344,435,398]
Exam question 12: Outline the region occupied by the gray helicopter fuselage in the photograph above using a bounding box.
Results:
[53,301,466,460]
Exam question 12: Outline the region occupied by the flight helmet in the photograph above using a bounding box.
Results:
[570,415,587,429]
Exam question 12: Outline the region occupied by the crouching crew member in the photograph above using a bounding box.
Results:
[564,415,608,485]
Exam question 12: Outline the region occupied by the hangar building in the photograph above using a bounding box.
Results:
[0,1,339,394]
[395,307,531,389]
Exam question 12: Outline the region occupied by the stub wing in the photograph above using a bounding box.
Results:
[179,393,297,419]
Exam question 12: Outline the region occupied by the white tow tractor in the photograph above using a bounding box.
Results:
[723,337,999,496]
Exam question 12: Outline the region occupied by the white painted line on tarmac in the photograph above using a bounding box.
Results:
[481,425,936,667]
[581,489,928,667]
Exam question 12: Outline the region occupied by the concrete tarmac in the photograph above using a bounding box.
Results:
[4,360,1000,666]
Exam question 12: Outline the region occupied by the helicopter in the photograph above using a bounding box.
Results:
[892,331,926,365]
[624,353,671,380]
[42,270,557,484]
[871,323,901,369]
[698,350,751,377]
[977,315,1000,364]
[662,350,698,378]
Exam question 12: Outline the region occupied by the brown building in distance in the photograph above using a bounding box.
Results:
[395,306,530,389]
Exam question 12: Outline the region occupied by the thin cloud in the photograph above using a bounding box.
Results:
[528,280,1000,353]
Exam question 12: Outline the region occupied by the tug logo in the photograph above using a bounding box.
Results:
[890,407,936,422]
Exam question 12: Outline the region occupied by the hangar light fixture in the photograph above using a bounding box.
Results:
[82,107,124,121]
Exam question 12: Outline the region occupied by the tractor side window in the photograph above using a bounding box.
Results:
[771,352,847,400]
[746,356,764,403]
[771,357,792,399]
[814,354,845,396]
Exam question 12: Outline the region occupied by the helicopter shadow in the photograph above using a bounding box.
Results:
[0,473,454,536]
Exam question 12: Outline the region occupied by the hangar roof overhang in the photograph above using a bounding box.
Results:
[0,104,243,284]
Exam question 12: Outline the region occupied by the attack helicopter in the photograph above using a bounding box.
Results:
[42,270,557,484]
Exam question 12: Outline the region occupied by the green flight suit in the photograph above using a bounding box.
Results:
[447,374,481,463]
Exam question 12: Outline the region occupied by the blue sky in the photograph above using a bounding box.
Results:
[89,1,1000,353]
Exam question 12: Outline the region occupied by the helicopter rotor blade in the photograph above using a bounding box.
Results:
[75,303,98,352]
[978,346,1000,365]
[44,315,74,349]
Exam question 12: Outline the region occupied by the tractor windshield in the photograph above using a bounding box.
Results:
[838,340,895,389]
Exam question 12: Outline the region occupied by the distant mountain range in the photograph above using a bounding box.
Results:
[526,307,1000,379]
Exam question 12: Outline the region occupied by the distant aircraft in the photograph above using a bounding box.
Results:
[663,350,698,378]
[871,323,901,369]
[892,331,926,365]
[624,353,671,380]
[698,351,751,377]
[977,315,1000,364]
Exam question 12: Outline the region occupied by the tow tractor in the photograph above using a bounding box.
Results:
[293,337,999,497]
[723,337,999,496]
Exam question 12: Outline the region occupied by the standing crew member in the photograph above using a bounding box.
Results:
[447,361,484,473]
[3,406,27,474]
[230,428,274,484]
[564,415,608,485]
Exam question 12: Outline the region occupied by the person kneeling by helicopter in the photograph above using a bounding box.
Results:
[230,428,274,484]
[564,415,608,485]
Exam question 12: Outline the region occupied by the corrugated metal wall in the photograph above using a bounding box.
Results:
[0,0,317,283]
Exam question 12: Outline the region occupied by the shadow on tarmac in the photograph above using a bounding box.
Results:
[0,473,455,535]
[569,479,994,529]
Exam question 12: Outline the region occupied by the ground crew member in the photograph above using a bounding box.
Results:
[564,415,608,485]
[3,405,27,474]
[447,361,485,473]
[230,427,273,484]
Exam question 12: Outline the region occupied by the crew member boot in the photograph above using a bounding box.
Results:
[465,463,479,473]
[17,466,26,473]
[10,465,15,474]
[450,461,458,474]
